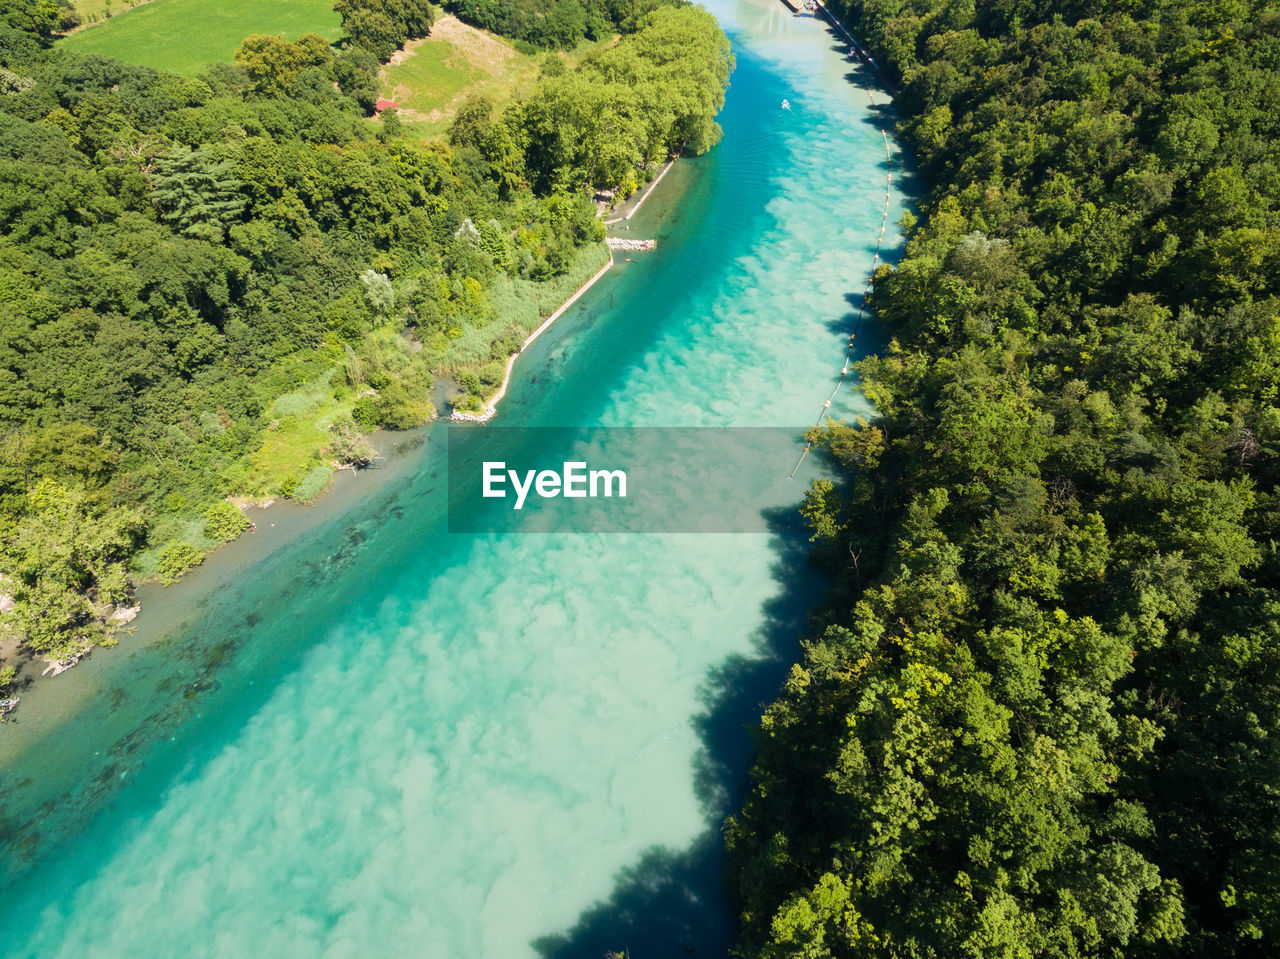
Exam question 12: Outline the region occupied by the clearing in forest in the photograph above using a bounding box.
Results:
[61,0,341,75]
[380,16,609,134]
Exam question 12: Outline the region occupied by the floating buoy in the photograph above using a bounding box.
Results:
[793,27,900,472]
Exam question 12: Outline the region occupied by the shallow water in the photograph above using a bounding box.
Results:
[0,2,910,955]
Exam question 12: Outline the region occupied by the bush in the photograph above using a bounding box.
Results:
[359,268,395,314]
[352,395,381,431]
[157,542,204,586]
[378,381,435,428]
[489,324,524,359]
[479,361,506,391]
[204,501,249,542]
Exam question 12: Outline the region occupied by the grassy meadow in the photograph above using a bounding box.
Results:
[63,0,341,74]
[380,16,610,135]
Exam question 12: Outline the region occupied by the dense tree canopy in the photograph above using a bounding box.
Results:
[453,5,732,194]
[334,0,435,62]
[728,1,1280,957]
[3,1,77,45]
[447,0,678,49]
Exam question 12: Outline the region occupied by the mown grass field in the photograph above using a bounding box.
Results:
[380,16,611,136]
[62,0,341,75]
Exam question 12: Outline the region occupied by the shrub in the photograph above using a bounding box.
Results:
[204,501,249,542]
[377,381,435,428]
[489,324,524,359]
[352,395,381,431]
[360,269,395,315]
[157,542,204,586]
[479,361,506,390]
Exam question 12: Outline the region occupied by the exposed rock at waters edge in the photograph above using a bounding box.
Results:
[606,237,657,251]
[43,649,89,677]
[108,605,141,627]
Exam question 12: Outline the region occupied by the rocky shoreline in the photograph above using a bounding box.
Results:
[606,237,657,251]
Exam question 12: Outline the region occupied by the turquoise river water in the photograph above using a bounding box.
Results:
[0,2,910,955]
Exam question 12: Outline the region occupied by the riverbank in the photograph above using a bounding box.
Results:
[791,0,896,443]
[451,254,616,423]
[2,151,695,715]
[448,155,685,426]
[0,427,426,716]
[605,154,681,225]
[0,139,707,882]
[811,0,899,93]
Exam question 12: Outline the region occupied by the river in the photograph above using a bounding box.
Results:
[0,1,910,955]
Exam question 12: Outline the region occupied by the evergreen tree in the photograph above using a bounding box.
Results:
[150,145,248,241]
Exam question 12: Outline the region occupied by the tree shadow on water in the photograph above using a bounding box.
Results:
[531,507,825,959]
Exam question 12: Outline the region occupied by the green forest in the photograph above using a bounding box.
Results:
[726,0,1280,956]
[0,0,730,675]
[447,0,667,50]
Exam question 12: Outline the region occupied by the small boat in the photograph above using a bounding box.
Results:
[781,98,791,110]
[0,698,18,715]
